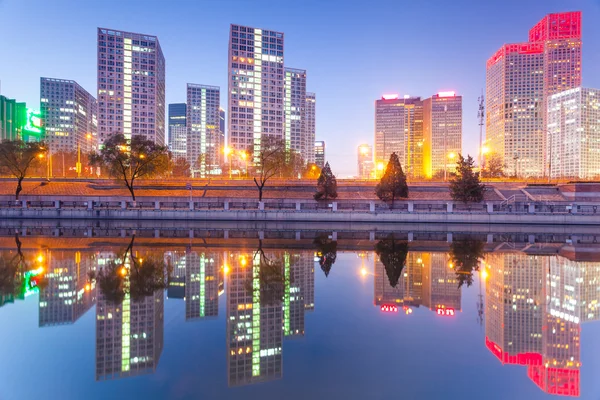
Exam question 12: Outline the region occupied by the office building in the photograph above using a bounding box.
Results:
[0,95,26,141]
[227,250,283,386]
[186,84,221,177]
[486,12,581,178]
[219,107,226,148]
[423,92,462,178]
[547,87,600,179]
[314,140,325,169]
[228,24,284,162]
[168,103,187,159]
[40,78,98,154]
[284,68,307,160]
[97,28,166,145]
[165,251,186,300]
[185,251,222,320]
[306,93,316,164]
[39,250,96,326]
[357,144,374,179]
[374,94,424,178]
[421,252,461,312]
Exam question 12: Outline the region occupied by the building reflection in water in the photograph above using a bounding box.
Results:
[226,249,315,386]
[4,232,600,396]
[484,247,600,397]
[374,251,461,315]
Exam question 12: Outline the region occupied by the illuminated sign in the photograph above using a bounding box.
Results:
[436,307,455,316]
[437,91,456,98]
[380,304,398,313]
[382,94,399,100]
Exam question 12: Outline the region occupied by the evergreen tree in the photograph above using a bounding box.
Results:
[449,155,486,203]
[313,235,338,277]
[314,162,338,200]
[375,152,408,209]
[450,238,485,288]
[375,234,409,288]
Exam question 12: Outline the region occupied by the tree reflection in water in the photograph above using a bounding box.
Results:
[0,234,25,299]
[244,240,289,306]
[375,234,409,288]
[92,235,170,303]
[450,238,486,288]
[313,234,337,277]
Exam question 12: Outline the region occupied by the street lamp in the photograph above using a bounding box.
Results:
[377,162,385,178]
[224,146,232,179]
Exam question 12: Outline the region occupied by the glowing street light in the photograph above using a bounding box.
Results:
[480,269,489,281]
[360,267,368,277]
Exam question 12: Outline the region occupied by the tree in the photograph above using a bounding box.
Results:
[89,134,170,201]
[449,155,486,203]
[314,162,338,200]
[0,140,47,200]
[251,136,286,202]
[171,157,191,178]
[450,238,485,288]
[375,234,409,288]
[483,152,505,178]
[303,163,321,179]
[92,235,169,304]
[313,234,338,277]
[375,152,408,209]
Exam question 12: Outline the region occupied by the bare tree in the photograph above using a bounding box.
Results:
[251,136,286,202]
[89,134,170,201]
[0,140,47,200]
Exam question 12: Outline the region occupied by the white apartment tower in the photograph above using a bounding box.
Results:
[284,68,307,160]
[40,78,98,153]
[306,92,316,164]
[97,28,166,145]
[228,24,284,161]
[547,87,600,179]
[186,84,221,177]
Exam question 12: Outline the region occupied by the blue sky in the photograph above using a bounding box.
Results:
[1,0,599,176]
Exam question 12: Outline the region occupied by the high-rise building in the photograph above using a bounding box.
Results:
[0,95,26,141]
[168,103,187,159]
[314,140,325,168]
[284,68,307,160]
[227,250,283,386]
[423,92,462,179]
[186,84,221,177]
[374,94,424,178]
[165,250,186,299]
[40,78,98,154]
[39,250,96,327]
[228,24,284,161]
[95,254,164,381]
[219,107,226,149]
[97,28,166,145]
[547,87,600,179]
[486,12,581,178]
[185,251,222,320]
[420,252,461,312]
[357,144,373,179]
[306,93,316,164]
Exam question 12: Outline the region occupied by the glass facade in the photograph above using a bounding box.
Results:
[186,84,221,177]
[168,103,187,158]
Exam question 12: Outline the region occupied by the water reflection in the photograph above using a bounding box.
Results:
[1,230,600,397]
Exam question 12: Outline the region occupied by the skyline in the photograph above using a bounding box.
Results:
[1,1,600,176]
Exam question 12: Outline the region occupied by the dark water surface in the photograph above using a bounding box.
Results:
[1,221,600,399]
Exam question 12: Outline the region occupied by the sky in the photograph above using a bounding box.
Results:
[1,0,599,177]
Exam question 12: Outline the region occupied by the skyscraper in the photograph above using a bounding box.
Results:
[423,92,462,179]
[185,251,222,320]
[40,78,98,154]
[547,87,600,179]
[284,68,307,160]
[314,140,325,169]
[357,144,373,179]
[168,103,187,159]
[228,24,284,160]
[374,94,424,178]
[97,28,166,145]
[186,84,221,177]
[486,12,581,178]
[306,92,316,164]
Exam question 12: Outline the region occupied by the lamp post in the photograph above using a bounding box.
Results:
[224,146,232,179]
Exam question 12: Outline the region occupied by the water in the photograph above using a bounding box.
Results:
[1,221,599,399]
